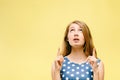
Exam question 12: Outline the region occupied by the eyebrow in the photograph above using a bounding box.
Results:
[69,26,74,29]
[69,26,82,29]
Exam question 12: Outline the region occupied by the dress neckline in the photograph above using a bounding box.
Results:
[64,56,88,65]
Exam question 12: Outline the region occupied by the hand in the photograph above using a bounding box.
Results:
[86,48,98,72]
[54,48,64,72]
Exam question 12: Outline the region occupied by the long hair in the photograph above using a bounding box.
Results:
[61,20,97,58]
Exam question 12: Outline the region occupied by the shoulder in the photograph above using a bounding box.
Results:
[96,58,104,66]
[95,58,104,71]
[98,60,104,68]
[63,56,68,60]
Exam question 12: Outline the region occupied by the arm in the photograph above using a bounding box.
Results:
[51,62,61,80]
[93,61,104,80]
[51,48,64,80]
[87,48,104,80]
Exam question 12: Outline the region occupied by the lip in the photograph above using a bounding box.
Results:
[73,38,80,41]
[73,38,79,40]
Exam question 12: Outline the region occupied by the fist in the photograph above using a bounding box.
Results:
[54,48,64,71]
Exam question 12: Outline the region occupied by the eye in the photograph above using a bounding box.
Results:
[79,29,82,31]
[70,29,74,32]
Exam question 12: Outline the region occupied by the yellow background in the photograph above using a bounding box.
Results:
[0,0,120,80]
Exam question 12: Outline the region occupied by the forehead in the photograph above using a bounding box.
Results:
[69,23,82,29]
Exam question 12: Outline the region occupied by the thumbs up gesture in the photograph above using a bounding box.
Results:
[54,48,64,72]
[86,48,98,72]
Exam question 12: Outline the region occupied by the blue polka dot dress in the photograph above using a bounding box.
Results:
[60,56,101,80]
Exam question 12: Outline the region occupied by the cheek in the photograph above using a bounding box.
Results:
[80,34,85,42]
[67,33,73,41]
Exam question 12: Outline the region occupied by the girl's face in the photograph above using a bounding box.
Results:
[67,23,85,48]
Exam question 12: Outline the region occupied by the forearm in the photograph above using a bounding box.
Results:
[93,61,104,80]
[54,71,61,80]
[52,71,61,80]
[93,70,99,80]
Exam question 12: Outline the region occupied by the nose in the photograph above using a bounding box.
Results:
[74,31,79,36]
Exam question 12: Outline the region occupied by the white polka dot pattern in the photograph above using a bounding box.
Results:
[60,57,101,80]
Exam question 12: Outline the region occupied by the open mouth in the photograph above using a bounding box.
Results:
[73,38,79,42]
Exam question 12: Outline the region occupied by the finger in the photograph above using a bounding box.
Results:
[55,57,60,66]
[54,60,58,68]
[57,48,61,56]
[56,56,63,66]
[92,48,96,57]
[57,60,61,66]
[86,56,94,62]
[60,55,64,63]
[85,56,91,62]
[86,56,94,66]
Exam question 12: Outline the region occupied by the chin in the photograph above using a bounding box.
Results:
[71,43,84,47]
[72,45,82,48]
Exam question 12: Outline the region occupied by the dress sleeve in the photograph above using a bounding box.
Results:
[96,59,101,66]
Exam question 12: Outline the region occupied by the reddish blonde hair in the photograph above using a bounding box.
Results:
[61,20,97,58]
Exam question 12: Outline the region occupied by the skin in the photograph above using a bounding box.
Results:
[51,23,104,80]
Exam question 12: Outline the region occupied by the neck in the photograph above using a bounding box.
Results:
[69,47,86,58]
